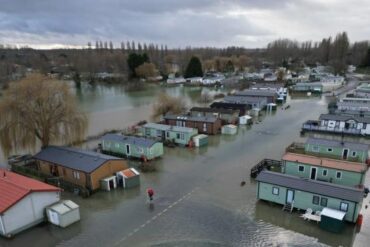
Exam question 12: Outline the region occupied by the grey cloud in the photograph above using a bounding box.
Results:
[0,0,368,48]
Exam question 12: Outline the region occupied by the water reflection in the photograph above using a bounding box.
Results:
[254,200,356,247]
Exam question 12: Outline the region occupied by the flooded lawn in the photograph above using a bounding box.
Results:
[0,84,368,247]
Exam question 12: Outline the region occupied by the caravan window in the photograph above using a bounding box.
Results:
[320,197,328,207]
[272,187,279,195]
[340,202,349,212]
[322,169,328,176]
[312,196,319,205]
[312,145,319,152]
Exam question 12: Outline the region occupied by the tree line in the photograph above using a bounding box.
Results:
[0,32,369,84]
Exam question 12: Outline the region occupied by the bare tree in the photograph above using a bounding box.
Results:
[0,73,88,155]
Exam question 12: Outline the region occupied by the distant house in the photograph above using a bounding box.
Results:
[189,107,239,124]
[210,102,251,116]
[101,134,164,160]
[163,114,222,135]
[0,169,61,238]
[141,123,198,146]
[34,146,128,192]
[233,89,278,103]
[224,96,267,109]
[282,153,367,187]
[256,171,363,223]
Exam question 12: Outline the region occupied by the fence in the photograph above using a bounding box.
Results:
[11,165,90,197]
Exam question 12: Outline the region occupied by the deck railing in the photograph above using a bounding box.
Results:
[250,159,282,178]
[302,123,363,135]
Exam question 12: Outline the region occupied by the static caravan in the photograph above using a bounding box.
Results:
[256,171,363,223]
[163,114,222,135]
[101,134,164,160]
[304,137,369,163]
[142,123,198,146]
[282,152,367,187]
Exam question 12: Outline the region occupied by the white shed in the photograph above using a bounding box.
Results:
[222,125,238,135]
[100,176,117,191]
[46,200,80,228]
[239,115,252,125]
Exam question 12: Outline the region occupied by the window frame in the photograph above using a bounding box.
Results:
[320,197,328,207]
[340,202,349,212]
[312,145,319,152]
[312,195,320,205]
[322,169,328,176]
[351,151,357,157]
[336,171,342,179]
[272,187,279,195]
[298,165,305,172]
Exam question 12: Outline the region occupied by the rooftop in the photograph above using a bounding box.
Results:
[234,89,278,97]
[306,137,369,152]
[101,134,158,147]
[224,96,267,104]
[319,114,370,124]
[143,123,196,133]
[164,114,219,123]
[0,168,60,214]
[283,153,367,173]
[256,171,363,202]
[190,107,239,115]
[34,146,122,173]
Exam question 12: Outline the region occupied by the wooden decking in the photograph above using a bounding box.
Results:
[250,159,282,178]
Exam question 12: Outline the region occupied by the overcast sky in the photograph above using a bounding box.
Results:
[0,0,369,49]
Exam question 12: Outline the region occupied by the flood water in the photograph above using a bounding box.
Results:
[0,83,369,247]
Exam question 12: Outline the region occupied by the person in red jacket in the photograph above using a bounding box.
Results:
[147,188,154,201]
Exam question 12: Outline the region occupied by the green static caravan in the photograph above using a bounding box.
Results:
[101,134,164,160]
[304,137,369,163]
[256,171,363,223]
[282,153,367,187]
[141,123,198,146]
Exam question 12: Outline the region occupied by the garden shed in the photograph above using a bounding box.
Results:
[222,125,238,135]
[192,134,209,147]
[116,168,140,189]
[320,207,346,233]
[46,200,80,228]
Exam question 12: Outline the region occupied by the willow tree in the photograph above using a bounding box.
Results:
[0,73,88,156]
